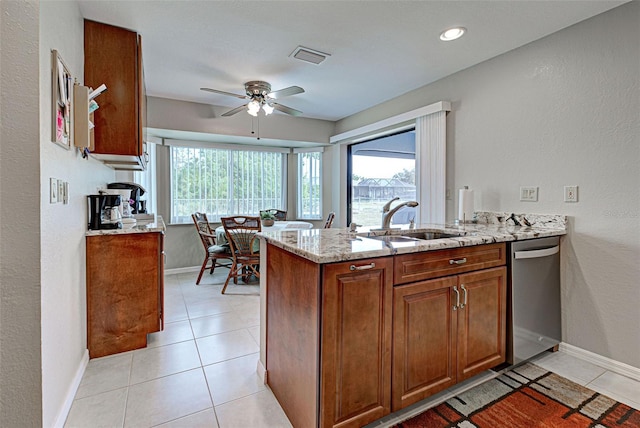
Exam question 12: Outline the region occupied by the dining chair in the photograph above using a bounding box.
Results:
[220,216,262,294]
[191,212,233,285]
[324,211,336,228]
[260,209,287,221]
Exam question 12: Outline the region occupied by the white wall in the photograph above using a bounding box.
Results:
[0,2,42,426]
[39,2,116,426]
[335,3,640,368]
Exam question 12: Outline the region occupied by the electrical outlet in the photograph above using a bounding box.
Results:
[564,185,578,202]
[520,186,538,202]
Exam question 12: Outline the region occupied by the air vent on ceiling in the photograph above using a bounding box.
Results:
[290,46,330,65]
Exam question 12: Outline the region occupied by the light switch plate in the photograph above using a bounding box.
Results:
[564,185,578,202]
[520,186,538,202]
[50,178,58,203]
[58,180,65,203]
[63,182,69,204]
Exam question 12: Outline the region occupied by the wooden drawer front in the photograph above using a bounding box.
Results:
[394,243,506,285]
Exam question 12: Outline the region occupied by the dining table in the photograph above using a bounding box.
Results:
[214,220,314,247]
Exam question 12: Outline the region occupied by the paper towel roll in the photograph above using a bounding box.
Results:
[458,187,474,223]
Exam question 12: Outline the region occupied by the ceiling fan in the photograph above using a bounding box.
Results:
[200,81,305,117]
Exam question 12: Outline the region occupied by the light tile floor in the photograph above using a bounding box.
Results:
[66,269,640,427]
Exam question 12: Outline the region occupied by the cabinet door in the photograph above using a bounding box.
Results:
[321,257,393,428]
[456,267,507,381]
[84,20,140,156]
[86,232,163,358]
[392,276,458,410]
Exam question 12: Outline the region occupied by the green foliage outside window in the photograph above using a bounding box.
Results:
[171,146,284,223]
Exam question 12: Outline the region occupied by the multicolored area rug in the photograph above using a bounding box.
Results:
[394,363,639,427]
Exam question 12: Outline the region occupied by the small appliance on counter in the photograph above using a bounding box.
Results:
[88,194,123,230]
[106,182,147,214]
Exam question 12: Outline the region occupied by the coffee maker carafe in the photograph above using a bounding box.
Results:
[88,194,123,230]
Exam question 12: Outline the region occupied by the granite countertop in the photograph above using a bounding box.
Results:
[85,215,166,236]
[258,212,567,264]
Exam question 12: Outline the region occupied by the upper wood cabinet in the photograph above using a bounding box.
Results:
[84,19,147,170]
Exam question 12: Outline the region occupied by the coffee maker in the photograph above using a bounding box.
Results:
[106,182,147,214]
[88,194,123,229]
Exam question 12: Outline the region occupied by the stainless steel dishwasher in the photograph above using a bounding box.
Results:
[508,236,561,365]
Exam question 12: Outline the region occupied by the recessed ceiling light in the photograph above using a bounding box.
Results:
[440,27,466,41]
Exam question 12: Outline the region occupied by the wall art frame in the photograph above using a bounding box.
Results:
[51,49,73,149]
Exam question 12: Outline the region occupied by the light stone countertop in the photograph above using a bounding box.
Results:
[85,215,166,236]
[258,212,567,264]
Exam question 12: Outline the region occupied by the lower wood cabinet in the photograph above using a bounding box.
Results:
[392,266,507,410]
[266,245,393,428]
[266,242,506,427]
[321,257,393,428]
[86,231,164,358]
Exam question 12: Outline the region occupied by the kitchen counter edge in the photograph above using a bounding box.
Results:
[258,223,566,264]
[85,215,166,236]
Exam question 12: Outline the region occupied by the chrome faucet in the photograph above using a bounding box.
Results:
[381,200,419,229]
[381,197,400,214]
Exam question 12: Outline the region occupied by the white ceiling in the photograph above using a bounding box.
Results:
[78,1,626,122]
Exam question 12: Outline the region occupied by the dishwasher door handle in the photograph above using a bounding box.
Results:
[514,245,559,260]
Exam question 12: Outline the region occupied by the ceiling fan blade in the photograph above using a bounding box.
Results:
[272,103,303,117]
[268,86,304,99]
[200,87,248,100]
[221,104,248,117]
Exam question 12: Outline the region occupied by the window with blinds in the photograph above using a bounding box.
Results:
[297,150,322,220]
[170,145,286,223]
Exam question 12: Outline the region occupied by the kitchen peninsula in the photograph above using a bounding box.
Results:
[86,215,166,358]
[259,213,566,428]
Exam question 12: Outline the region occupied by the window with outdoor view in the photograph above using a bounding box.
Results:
[170,145,285,223]
[297,150,322,219]
[348,130,416,227]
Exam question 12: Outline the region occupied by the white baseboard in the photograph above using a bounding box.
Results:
[256,359,267,385]
[53,350,89,428]
[560,342,640,381]
[164,266,200,275]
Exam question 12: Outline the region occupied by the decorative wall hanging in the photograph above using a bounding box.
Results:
[51,49,73,149]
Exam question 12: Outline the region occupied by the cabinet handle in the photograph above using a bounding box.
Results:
[460,284,468,309]
[453,286,460,310]
[349,262,375,271]
[449,257,467,265]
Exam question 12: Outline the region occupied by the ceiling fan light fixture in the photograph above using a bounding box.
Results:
[247,99,261,115]
[440,27,466,41]
[262,103,274,115]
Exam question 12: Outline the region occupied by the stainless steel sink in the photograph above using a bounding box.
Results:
[367,235,422,243]
[399,231,462,240]
[366,231,462,242]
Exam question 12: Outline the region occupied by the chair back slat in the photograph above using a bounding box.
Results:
[220,216,262,255]
[324,212,335,229]
[192,212,215,247]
